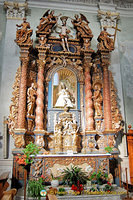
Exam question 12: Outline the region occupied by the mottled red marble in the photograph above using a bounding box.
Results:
[35,60,45,130]
[17,58,28,129]
[103,65,112,130]
[84,63,94,130]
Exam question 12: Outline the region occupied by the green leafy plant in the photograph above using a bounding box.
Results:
[27,178,44,200]
[51,173,60,180]
[89,170,108,185]
[22,142,40,165]
[62,165,88,186]
[104,146,113,153]
[57,187,67,196]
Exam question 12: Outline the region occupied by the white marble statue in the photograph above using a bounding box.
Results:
[55,82,74,108]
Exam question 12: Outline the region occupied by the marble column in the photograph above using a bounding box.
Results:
[17,57,29,129]
[102,63,112,130]
[34,47,48,148]
[84,59,94,131]
[14,44,32,148]
[14,45,31,148]
[35,59,45,131]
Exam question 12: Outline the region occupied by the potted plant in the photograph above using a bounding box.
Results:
[51,173,60,188]
[57,187,67,196]
[27,177,45,200]
[89,170,108,185]
[16,142,40,200]
[61,165,88,194]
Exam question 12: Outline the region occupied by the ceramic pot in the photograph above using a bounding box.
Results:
[51,179,59,187]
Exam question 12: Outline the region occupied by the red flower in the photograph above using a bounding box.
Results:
[71,183,83,192]
[16,154,27,166]
[41,174,45,179]
[71,185,78,191]
[107,182,111,186]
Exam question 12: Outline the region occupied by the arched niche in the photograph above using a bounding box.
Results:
[46,65,82,133]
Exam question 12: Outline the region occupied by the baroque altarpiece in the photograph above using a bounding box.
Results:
[8,10,123,183]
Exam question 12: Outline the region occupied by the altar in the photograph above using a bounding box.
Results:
[12,153,113,186]
[7,9,123,188]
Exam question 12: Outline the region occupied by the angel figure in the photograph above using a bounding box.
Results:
[37,10,57,32]
[72,13,92,37]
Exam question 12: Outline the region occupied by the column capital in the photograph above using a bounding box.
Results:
[36,45,49,60]
[4,1,28,20]
[97,9,120,29]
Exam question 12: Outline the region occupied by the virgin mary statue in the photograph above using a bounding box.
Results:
[55,82,74,108]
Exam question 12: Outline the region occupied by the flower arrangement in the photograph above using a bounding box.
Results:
[16,154,27,166]
[22,142,40,164]
[71,180,84,195]
[103,182,112,192]
[15,142,40,166]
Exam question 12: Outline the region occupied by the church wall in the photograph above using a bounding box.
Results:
[0,2,133,161]
[118,16,133,128]
[0,5,6,88]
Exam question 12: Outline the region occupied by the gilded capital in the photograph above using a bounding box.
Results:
[4,1,28,20]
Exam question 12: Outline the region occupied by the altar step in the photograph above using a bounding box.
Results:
[15,187,128,200]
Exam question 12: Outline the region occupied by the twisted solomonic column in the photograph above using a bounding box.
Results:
[84,61,94,131]
[35,60,46,130]
[102,63,112,130]
[14,54,30,148]
[17,58,29,129]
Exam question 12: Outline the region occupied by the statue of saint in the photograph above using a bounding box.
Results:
[97,27,114,51]
[16,17,32,43]
[93,83,103,118]
[55,82,74,108]
[27,83,37,116]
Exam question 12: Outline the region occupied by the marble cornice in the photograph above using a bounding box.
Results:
[0,0,133,17]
